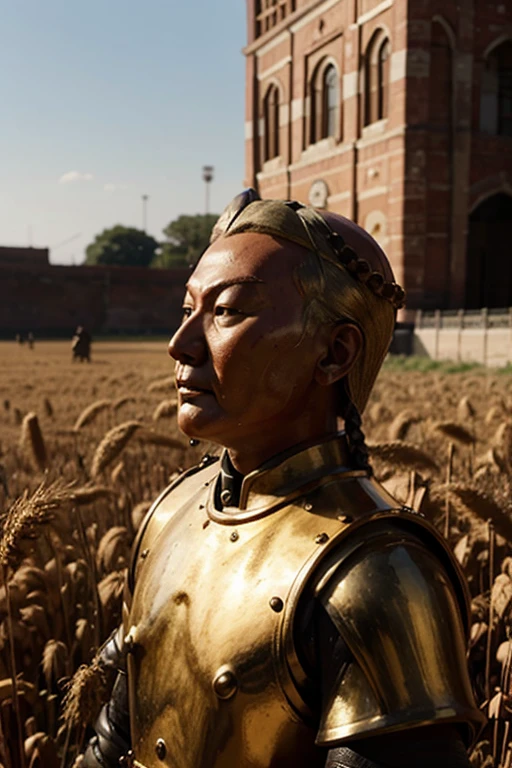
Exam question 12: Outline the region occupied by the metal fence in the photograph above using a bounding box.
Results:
[417,308,512,330]
[414,308,512,366]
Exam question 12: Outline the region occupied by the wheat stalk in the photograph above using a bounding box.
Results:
[457,396,476,422]
[69,486,117,506]
[112,396,136,411]
[61,653,108,729]
[132,500,152,531]
[4,567,26,768]
[493,421,510,446]
[20,412,47,471]
[387,410,421,442]
[0,479,73,567]
[110,461,125,485]
[152,399,178,421]
[42,639,69,691]
[485,406,501,425]
[90,421,142,478]
[368,441,438,472]
[73,400,112,431]
[438,483,512,542]
[495,422,512,471]
[432,421,476,445]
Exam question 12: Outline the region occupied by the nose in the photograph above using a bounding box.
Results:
[168,315,207,366]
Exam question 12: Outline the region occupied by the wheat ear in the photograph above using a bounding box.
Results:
[91,421,142,478]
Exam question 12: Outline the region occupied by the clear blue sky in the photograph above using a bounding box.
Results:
[0,0,246,264]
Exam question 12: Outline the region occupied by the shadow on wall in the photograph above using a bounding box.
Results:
[389,323,415,356]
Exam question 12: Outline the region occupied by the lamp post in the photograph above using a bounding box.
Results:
[202,166,214,215]
[142,194,149,232]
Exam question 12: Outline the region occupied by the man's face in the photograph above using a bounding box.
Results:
[168,232,327,447]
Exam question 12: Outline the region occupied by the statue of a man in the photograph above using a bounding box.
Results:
[83,190,484,768]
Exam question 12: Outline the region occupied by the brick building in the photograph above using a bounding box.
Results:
[243,0,512,313]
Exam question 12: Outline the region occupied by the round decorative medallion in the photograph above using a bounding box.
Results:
[308,179,329,209]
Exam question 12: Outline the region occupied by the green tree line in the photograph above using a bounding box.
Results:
[85,213,219,269]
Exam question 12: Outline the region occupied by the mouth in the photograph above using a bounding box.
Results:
[177,381,214,397]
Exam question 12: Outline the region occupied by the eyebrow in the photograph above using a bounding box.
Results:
[185,276,265,296]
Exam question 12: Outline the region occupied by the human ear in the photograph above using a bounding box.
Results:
[315,324,363,387]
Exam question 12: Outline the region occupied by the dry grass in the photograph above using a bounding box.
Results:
[1,340,512,766]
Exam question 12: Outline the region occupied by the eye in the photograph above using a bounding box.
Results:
[181,306,193,321]
[214,306,240,317]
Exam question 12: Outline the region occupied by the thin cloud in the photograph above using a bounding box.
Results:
[59,171,94,184]
[104,182,129,193]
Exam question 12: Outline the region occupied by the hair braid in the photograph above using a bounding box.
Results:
[344,400,372,475]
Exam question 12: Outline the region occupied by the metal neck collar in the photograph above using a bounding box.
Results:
[208,432,366,524]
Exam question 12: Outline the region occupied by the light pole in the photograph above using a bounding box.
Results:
[142,194,149,232]
[202,166,214,215]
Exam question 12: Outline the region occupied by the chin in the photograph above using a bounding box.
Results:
[177,403,225,444]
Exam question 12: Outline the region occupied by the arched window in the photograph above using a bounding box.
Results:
[323,65,339,138]
[480,41,512,136]
[377,40,390,120]
[310,62,339,144]
[365,31,390,126]
[263,84,280,161]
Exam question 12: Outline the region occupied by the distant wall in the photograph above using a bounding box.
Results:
[0,246,49,268]
[414,328,512,367]
[413,309,512,367]
[0,262,189,337]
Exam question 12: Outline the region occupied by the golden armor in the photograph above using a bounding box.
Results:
[124,434,484,768]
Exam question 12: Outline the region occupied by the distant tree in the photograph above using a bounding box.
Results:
[85,225,158,267]
[154,213,219,268]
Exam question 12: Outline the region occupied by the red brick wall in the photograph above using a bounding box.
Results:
[0,263,189,337]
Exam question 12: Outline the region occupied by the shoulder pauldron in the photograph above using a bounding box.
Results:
[315,521,485,746]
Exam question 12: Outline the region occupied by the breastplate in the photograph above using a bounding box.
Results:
[126,438,398,768]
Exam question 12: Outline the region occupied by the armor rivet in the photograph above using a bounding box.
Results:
[315,532,329,544]
[204,481,210,487]
[337,514,352,523]
[213,668,238,699]
[199,503,205,509]
[269,596,284,613]
[304,502,313,511]
[202,519,210,529]
[230,530,239,542]
[140,548,149,560]
[220,489,232,506]
[155,738,167,760]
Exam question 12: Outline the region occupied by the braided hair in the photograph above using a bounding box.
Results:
[343,399,372,475]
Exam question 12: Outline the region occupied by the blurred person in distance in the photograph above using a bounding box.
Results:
[72,325,91,363]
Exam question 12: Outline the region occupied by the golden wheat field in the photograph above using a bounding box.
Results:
[1,340,512,767]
